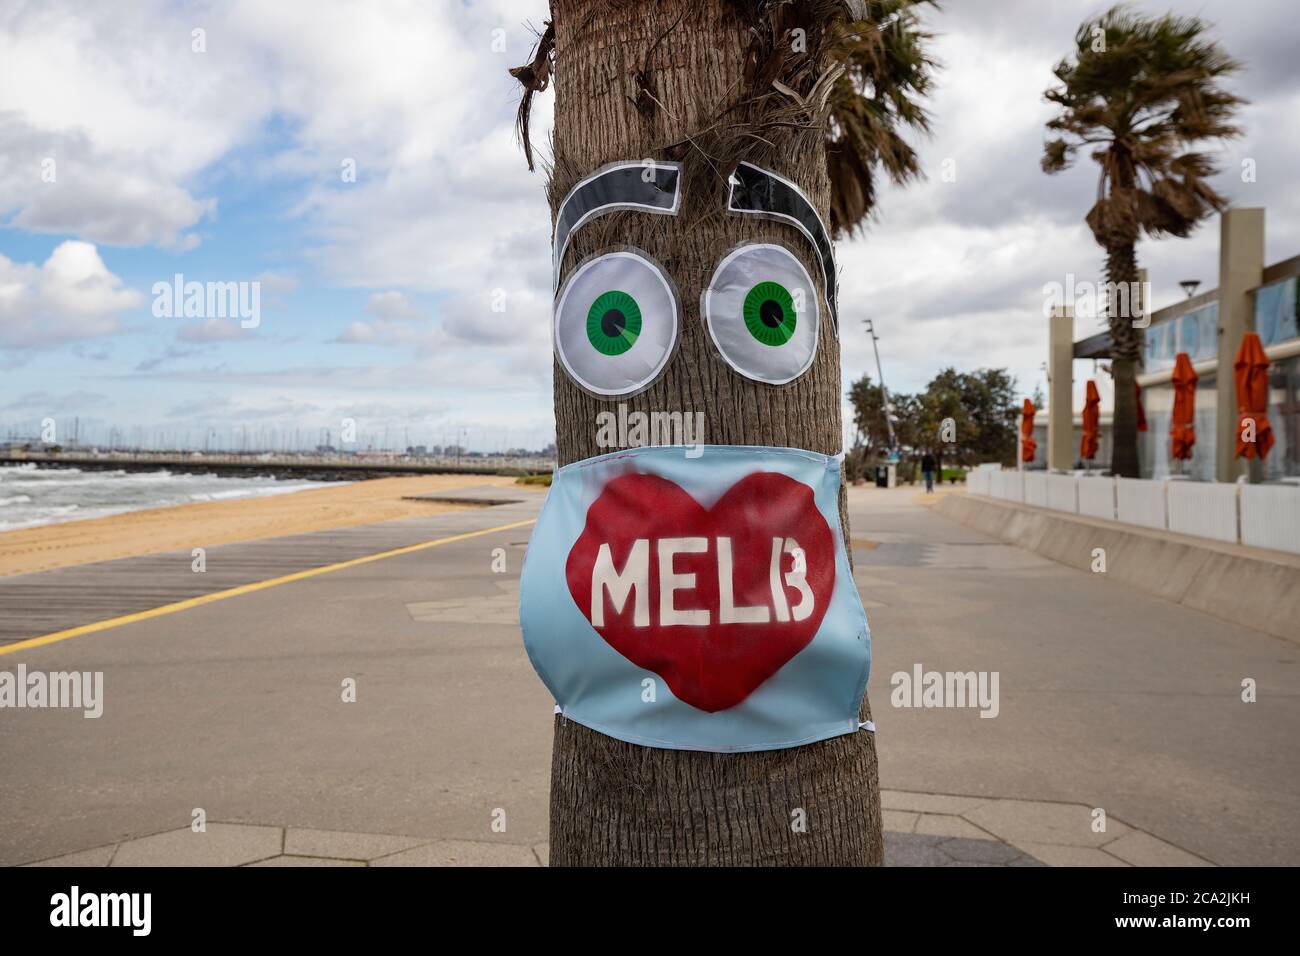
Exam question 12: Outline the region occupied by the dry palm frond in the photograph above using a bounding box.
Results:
[508,0,938,238]
[1042,4,1245,248]
[508,22,556,172]
[823,1,938,236]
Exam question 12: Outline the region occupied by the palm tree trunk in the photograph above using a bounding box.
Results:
[544,0,882,866]
[1105,243,1142,478]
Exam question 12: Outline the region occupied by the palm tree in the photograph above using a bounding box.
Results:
[510,0,936,865]
[826,0,938,236]
[1042,4,1243,478]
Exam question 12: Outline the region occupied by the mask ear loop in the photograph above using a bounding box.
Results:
[726,162,838,335]
[552,160,682,293]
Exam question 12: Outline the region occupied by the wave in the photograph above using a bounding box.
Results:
[0,470,336,531]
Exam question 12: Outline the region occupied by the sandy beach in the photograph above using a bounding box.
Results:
[0,473,521,577]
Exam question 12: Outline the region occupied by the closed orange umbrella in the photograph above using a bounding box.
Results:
[1234,332,1275,459]
[1020,398,1037,462]
[1170,352,1198,460]
[1135,381,1148,432]
[1080,380,1100,461]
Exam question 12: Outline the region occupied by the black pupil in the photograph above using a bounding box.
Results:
[759,299,785,328]
[601,309,626,338]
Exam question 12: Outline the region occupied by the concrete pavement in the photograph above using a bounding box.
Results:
[2,483,1295,866]
[859,486,1298,867]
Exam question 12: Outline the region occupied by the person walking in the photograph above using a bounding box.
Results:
[921,452,936,493]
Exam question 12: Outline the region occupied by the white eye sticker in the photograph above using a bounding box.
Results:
[554,250,679,397]
[703,243,819,385]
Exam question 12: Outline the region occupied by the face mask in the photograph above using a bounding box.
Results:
[520,444,871,752]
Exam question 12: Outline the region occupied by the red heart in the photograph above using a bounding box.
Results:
[566,471,835,712]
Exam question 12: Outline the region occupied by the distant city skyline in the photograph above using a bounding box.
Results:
[0,419,554,456]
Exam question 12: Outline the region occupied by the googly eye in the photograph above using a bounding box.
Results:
[704,243,819,385]
[554,251,679,397]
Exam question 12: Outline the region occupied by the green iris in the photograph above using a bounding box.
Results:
[742,281,797,346]
[586,290,642,355]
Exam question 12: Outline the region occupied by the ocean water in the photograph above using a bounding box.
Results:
[0,464,334,532]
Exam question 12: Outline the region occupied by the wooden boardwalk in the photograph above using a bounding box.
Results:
[0,493,541,646]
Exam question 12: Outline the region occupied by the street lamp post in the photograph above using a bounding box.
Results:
[863,319,897,451]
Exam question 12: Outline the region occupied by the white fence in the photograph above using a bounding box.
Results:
[1167,480,1239,544]
[1116,477,1167,530]
[1023,472,1048,508]
[974,469,1300,556]
[1046,474,1078,513]
[967,467,992,496]
[1077,476,1115,520]
[989,469,1023,502]
[1241,484,1300,555]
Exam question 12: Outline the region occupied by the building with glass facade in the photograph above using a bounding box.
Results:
[1138,261,1299,481]
[1043,208,1299,484]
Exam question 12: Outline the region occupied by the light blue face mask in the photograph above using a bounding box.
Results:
[519,444,871,752]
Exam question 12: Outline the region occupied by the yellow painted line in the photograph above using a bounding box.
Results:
[0,518,536,657]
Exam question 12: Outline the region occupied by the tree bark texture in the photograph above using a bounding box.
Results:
[1105,242,1142,478]
[543,0,883,866]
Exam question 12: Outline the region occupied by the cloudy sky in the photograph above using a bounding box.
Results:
[1,0,1296,451]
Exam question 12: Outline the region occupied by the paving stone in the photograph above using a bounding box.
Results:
[1102,831,1214,867]
[1016,842,1131,867]
[881,790,993,816]
[882,809,919,833]
[23,845,116,867]
[110,825,283,867]
[939,836,1022,864]
[884,832,953,866]
[964,798,1131,848]
[914,813,993,840]
[284,828,430,861]
[247,855,365,867]
[370,839,540,867]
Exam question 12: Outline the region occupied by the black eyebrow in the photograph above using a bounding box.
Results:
[552,161,681,291]
[727,162,838,331]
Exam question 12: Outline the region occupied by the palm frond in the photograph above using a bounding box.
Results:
[825,0,939,236]
[1040,3,1244,246]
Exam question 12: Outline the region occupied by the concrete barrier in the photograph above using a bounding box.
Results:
[934,492,1300,644]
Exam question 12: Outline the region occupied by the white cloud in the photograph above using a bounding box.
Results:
[0,240,142,347]
[3,389,108,412]
[0,0,274,248]
[176,318,248,343]
[257,272,299,296]
[334,321,378,344]
[366,291,420,320]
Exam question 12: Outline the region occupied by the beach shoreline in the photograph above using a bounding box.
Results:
[0,473,526,577]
